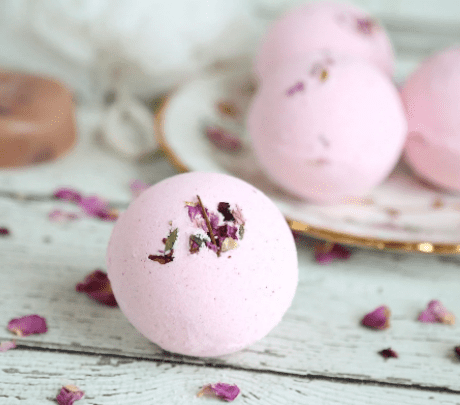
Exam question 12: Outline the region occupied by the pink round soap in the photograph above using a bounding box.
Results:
[247,52,407,204]
[106,172,298,357]
[401,47,460,193]
[255,1,394,79]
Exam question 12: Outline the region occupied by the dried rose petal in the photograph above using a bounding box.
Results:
[0,341,16,352]
[205,126,242,152]
[314,242,351,264]
[378,348,398,359]
[56,384,85,405]
[454,346,460,359]
[361,306,391,330]
[76,270,118,307]
[218,202,235,222]
[286,81,305,96]
[130,179,149,199]
[79,195,109,216]
[198,383,240,402]
[53,188,82,203]
[48,210,81,223]
[0,227,10,236]
[7,315,48,336]
[356,17,377,35]
[418,300,455,325]
[232,205,245,226]
[148,250,174,264]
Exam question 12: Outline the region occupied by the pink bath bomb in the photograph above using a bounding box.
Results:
[255,1,394,79]
[106,172,298,357]
[401,47,460,192]
[247,53,407,203]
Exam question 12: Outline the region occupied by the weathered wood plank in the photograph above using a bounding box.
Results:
[1,349,459,405]
[1,198,460,391]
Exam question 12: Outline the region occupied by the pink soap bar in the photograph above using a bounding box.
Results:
[247,52,407,204]
[255,1,394,79]
[106,172,298,357]
[401,47,460,192]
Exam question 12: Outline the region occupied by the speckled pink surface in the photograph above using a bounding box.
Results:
[401,47,460,193]
[106,172,298,357]
[247,53,407,204]
[255,1,394,79]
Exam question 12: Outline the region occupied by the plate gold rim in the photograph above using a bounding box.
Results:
[154,94,460,255]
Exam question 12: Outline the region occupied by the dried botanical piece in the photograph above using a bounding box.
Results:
[148,228,178,264]
[148,251,174,264]
[205,126,242,152]
[320,69,328,81]
[218,202,235,222]
[76,269,118,307]
[7,315,48,336]
[454,346,460,359]
[314,242,351,264]
[220,237,238,253]
[286,81,305,96]
[56,384,85,405]
[378,348,398,359]
[0,227,10,236]
[361,306,391,330]
[164,228,178,252]
[53,188,82,203]
[48,210,81,223]
[431,198,444,209]
[0,341,16,352]
[217,101,239,118]
[418,300,455,325]
[356,17,377,35]
[130,179,150,199]
[197,383,240,402]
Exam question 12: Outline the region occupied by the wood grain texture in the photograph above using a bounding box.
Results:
[1,197,460,393]
[1,350,460,405]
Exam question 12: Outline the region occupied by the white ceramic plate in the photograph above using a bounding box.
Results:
[157,69,460,254]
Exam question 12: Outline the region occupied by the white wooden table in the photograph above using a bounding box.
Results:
[1,104,460,404]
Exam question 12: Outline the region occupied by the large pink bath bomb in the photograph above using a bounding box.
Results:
[247,53,407,204]
[106,172,298,357]
[255,1,394,79]
[401,47,460,193]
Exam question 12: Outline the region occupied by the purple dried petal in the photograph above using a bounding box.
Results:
[361,306,391,330]
[0,341,16,352]
[130,179,149,199]
[56,385,85,405]
[198,383,240,402]
[454,346,460,359]
[205,126,242,152]
[314,243,351,264]
[48,210,81,223]
[286,81,305,96]
[7,315,48,337]
[205,241,218,253]
[188,204,203,221]
[357,17,377,34]
[76,269,118,307]
[418,300,455,325]
[218,202,235,222]
[0,227,10,236]
[79,195,109,216]
[53,188,82,203]
[378,348,398,359]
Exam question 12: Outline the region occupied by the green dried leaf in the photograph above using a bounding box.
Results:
[164,228,178,252]
[238,224,244,240]
[190,234,205,247]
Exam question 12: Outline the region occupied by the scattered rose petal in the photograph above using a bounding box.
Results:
[130,179,150,199]
[378,348,398,359]
[314,242,351,264]
[286,81,305,96]
[53,188,82,203]
[76,269,118,307]
[148,250,174,264]
[418,300,455,325]
[205,126,242,152]
[357,17,377,34]
[197,383,240,402]
[361,306,391,330]
[56,384,85,405]
[0,341,16,352]
[79,195,109,216]
[232,205,245,226]
[7,315,48,337]
[218,202,235,222]
[48,210,82,223]
[0,227,10,236]
[454,346,460,359]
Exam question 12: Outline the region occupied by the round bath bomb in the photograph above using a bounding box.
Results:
[106,172,298,357]
[255,1,394,79]
[401,47,460,192]
[247,53,407,203]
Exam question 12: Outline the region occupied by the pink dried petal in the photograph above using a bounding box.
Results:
[205,126,242,152]
[454,346,460,359]
[198,383,240,402]
[0,341,16,352]
[7,315,48,336]
[96,208,119,222]
[76,270,118,307]
[314,243,351,264]
[79,195,109,216]
[356,17,377,34]
[232,205,245,226]
[418,300,455,325]
[286,81,305,96]
[130,179,149,199]
[53,188,82,203]
[0,227,10,236]
[56,384,85,405]
[378,348,398,359]
[48,210,81,223]
[361,306,391,330]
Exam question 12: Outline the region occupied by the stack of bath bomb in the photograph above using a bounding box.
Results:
[248,1,408,204]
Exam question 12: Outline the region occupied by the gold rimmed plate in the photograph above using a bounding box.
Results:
[155,69,460,254]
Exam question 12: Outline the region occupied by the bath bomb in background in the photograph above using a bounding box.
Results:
[401,47,460,193]
[255,1,395,80]
[106,172,298,357]
[247,52,407,204]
